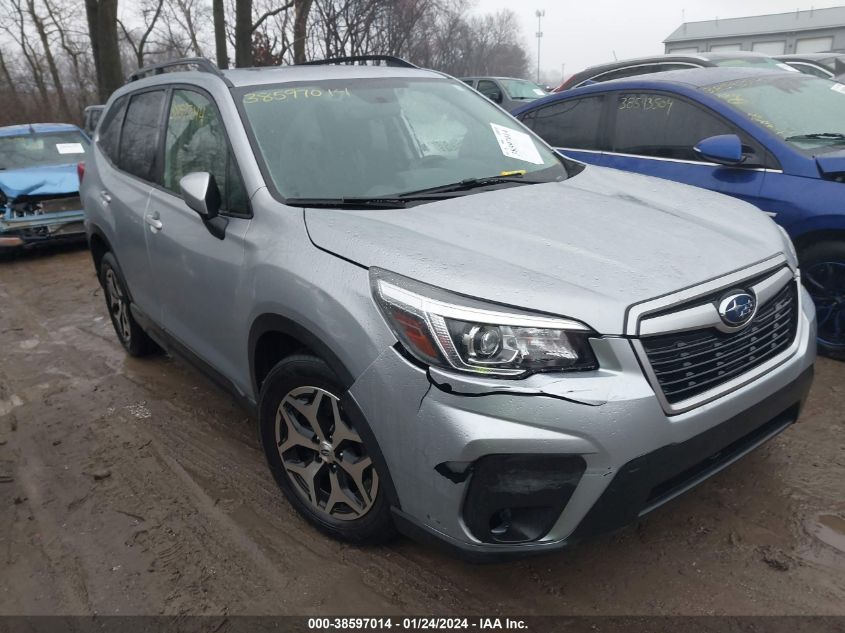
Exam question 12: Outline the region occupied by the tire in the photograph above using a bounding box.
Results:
[799,240,845,360]
[259,354,396,544]
[99,252,159,357]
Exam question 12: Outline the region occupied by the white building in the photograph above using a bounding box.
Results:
[664,6,845,56]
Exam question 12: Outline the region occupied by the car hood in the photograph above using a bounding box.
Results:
[0,163,80,199]
[304,166,785,334]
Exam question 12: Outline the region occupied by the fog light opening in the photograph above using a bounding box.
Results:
[489,508,512,537]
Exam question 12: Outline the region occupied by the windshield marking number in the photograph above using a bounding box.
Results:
[243,87,351,104]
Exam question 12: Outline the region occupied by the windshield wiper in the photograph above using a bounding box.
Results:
[398,174,546,198]
[785,132,845,141]
[285,197,408,209]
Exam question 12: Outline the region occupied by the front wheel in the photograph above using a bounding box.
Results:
[800,241,845,360]
[259,354,396,544]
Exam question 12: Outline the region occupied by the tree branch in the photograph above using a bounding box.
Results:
[251,0,293,34]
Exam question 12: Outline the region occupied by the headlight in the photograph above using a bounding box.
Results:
[371,268,598,377]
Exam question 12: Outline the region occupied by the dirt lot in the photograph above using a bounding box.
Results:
[0,245,843,617]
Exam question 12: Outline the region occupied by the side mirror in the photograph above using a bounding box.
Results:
[694,134,746,166]
[490,91,503,104]
[179,172,221,220]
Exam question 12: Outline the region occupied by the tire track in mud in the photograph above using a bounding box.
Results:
[2,249,844,616]
[0,251,488,615]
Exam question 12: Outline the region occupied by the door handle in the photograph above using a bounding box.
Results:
[99,190,112,204]
[145,211,163,232]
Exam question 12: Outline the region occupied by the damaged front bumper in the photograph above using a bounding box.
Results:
[0,194,86,247]
[348,292,817,560]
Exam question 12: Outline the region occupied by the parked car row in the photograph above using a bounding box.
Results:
[552,51,799,92]
[0,53,834,560]
[68,55,818,560]
[513,67,845,359]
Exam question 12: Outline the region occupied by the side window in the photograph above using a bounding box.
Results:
[98,95,127,163]
[476,80,502,103]
[595,65,658,82]
[612,93,733,161]
[118,90,166,182]
[525,96,605,149]
[163,89,248,215]
[791,62,833,78]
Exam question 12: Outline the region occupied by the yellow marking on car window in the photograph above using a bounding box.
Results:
[243,87,351,104]
[500,170,526,176]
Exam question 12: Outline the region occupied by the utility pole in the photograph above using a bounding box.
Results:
[535,9,545,83]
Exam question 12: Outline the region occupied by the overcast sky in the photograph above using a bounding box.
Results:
[474,0,845,80]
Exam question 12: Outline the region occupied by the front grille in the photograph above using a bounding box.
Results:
[641,281,799,405]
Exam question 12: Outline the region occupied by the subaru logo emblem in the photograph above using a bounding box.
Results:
[718,292,756,328]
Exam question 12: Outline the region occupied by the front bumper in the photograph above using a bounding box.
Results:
[348,286,817,560]
[0,209,86,247]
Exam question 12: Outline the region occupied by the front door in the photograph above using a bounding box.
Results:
[602,91,769,207]
[144,87,252,387]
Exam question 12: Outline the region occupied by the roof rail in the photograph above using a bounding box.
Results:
[127,57,233,87]
[298,55,417,69]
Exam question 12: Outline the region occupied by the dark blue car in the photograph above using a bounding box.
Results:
[513,67,845,357]
[0,123,90,253]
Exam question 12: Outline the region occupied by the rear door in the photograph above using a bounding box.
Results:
[144,87,251,383]
[602,90,770,206]
[518,95,608,165]
[97,89,167,315]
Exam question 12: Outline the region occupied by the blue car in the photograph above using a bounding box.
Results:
[0,123,90,252]
[513,67,845,358]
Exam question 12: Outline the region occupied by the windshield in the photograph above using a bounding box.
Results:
[500,79,547,100]
[703,74,845,153]
[238,77,565,200]
[0,131,89,171]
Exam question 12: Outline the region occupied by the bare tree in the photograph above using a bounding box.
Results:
[118,0,165,68]
[213,0,228,67]
[44,0,96,114]
[0,48,25,113]
[234,0,294,67]
[25,0,73,118]
[292,0,312,63]
[86,0,123,101]
[167,0,206,57]
[0,0,532,127]
[3,0,51,107]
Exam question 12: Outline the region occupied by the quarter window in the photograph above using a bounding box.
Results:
[612,93,733,161]
[524,96,605,149]
[118,90,166,182]
[163,89,248,214]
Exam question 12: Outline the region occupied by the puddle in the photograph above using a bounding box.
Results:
[809,513,845,553]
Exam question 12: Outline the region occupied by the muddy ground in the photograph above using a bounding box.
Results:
[0,245,843,617]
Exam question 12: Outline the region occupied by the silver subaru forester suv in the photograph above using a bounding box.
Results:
[81,56,816,560]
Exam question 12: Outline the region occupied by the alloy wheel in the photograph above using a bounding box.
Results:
[804,261,845,349]
[104,268,131,343]
[275,386,379,521]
